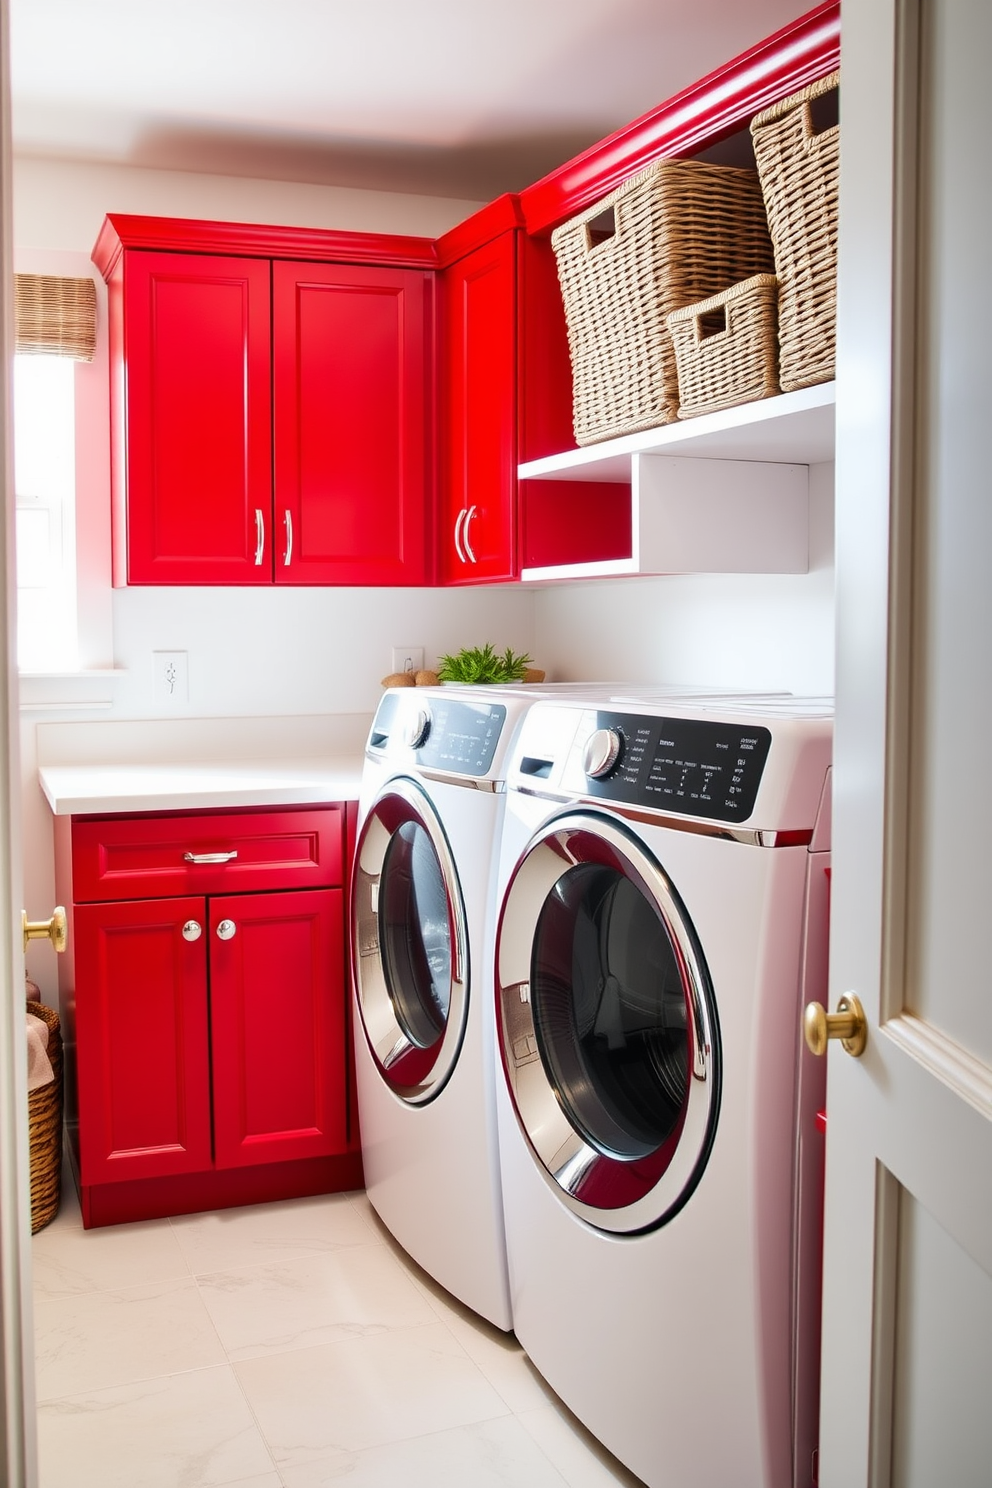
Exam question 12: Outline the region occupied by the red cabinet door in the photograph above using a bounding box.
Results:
[208,888,348,1168]
[120,251,273,585]
[439,232,518,584]
[73,897,213,1184]
[273,261,431,585]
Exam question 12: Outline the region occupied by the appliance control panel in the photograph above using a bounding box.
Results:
[562,710,772,823]
[369,693,507,777]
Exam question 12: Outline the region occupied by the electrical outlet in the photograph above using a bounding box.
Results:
[153,650,189,704]
[391,645,425,677]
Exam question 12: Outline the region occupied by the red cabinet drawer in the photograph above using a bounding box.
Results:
[71,807,345,902]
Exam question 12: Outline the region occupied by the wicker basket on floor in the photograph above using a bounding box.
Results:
[750,70,840,391]
[27,1000,63,1234]
[667,273,780,419]
[551,159,774,444]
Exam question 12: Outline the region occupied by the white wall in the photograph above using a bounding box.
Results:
[14,156,535,996]
[14,154,836,997]
[532,460,834,695]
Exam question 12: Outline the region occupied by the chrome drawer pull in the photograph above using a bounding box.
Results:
[284,509,293,566]
[184,850,239,864]
[254,508,265,565]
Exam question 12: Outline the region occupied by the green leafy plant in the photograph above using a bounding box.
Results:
[436,643,533,684]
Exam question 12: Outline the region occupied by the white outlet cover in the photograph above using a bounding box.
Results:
[153,650,189,704]
[391,645,425,676]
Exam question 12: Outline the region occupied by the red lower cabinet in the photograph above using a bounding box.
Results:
[209,887,346,1168]
[74,895,214,1185]
[57,804,362,1227]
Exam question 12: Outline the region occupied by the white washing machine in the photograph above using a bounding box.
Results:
[493,695,832,1488]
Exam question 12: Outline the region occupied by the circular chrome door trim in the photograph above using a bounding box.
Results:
[352,776,468,1105]
[496,810,721,1234]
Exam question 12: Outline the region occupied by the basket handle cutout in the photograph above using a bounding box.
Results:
[585,205,616,250]
[696,307,728,342]
[809,86,839,137]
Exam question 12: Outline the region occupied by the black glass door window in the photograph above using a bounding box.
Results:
[380,820,452,1050]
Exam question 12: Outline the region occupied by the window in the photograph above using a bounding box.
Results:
[14,355,78,672]
[12,270,98,676]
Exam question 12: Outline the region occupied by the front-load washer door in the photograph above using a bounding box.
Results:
[353,777,468,1104]
[496,811,720,1233]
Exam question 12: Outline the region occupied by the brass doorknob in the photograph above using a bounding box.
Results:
[804,993,867,1058]
[22,907,67,955]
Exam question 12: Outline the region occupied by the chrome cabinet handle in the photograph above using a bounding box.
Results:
[216,919,237,941]
[254,508,265,566]
[453,507,467,564]
[182,920,202,942]
[184,850,238,864]
[462,504,478,563]
[283,509,293,566]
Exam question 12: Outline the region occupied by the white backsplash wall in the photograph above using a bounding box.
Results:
[533,460,835,696]
[109,583,537,718]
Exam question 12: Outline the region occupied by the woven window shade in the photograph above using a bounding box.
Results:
[14,274,97,361]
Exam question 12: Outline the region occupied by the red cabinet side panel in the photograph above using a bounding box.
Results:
[123,251,272,584]
[209,888,348,1168]
[273,261,431,585]
[74,897,213,1184]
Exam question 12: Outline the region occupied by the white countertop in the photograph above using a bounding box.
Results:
[39,754,366,816]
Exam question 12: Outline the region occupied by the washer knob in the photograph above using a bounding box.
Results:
[582,727,622,779]
[403,707,431,749]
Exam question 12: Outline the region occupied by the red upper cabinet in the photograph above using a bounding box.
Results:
[115,251,273,585]
[438,232,517,584]
[273,261,431,585]
[94,215,436,587]
[437,222,574,586]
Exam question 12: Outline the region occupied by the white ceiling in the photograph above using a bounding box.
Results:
[10,0,814,199]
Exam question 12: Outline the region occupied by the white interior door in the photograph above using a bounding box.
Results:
[0,0,39,1480]
[821,1,992,1482]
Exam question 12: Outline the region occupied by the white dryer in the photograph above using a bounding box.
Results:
[350,683,541,1329]
[493,696,832,1488]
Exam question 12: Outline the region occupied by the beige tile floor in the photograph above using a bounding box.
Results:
[32,1170,647,1488]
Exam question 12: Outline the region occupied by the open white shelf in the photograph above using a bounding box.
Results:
[519,382,835,581]
[519,381,835,483]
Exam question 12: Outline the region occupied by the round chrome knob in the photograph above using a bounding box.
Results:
[182,920,202,942]
[403,707,431,749]
[582,728,622,779]
[216,919,237,941]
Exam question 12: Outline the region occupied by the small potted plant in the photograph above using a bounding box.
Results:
[436,644,544,685]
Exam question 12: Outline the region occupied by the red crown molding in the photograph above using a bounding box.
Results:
[519,0,840,236]
[434,194,526,269]
[92,213,438,280]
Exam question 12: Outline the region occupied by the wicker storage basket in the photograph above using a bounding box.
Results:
[667,274,780,419]
[27,1001,63,1234]
[750,71,839,392]
[551,159,774,444]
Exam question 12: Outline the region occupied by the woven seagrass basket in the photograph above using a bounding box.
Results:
[27,1000,63,1234]
[750,71,840,392]
[667,274,780,419]
[551,159,774,445]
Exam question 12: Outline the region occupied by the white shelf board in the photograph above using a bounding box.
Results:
[518,381,836,483]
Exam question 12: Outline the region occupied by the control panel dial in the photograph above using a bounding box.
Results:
[403,707,431,750]
[583,727,623,779]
